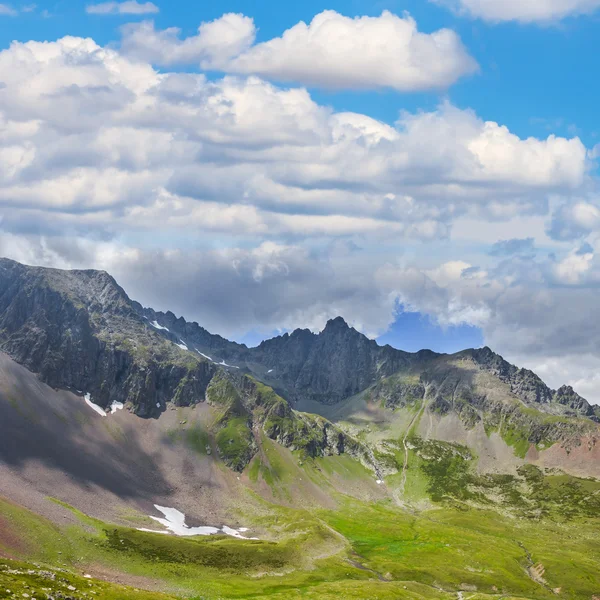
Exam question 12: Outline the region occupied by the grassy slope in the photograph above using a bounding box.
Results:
[2,439,600,600]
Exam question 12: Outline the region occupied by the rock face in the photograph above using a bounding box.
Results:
[465,347,594,417]
[206,371,375,472]
[0,258,217,417]
[250,317,434,405]
[1,257,598,463]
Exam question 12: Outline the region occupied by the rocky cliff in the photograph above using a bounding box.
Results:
[0,258,217,417]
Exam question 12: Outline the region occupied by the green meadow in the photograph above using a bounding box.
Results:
[1,440,600,600]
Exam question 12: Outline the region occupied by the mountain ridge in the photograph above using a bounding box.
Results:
[0,256,598,468]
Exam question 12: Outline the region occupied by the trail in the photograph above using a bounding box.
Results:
[517,540,556,594]
[399,389,430,497]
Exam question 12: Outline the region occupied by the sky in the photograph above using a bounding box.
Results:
[1,0,600,401]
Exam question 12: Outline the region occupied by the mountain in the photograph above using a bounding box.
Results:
[2,257,600,599]
[1,256,598,469]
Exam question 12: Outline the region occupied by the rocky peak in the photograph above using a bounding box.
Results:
[323,316,350,331]
[466,346,591,416]
[554,385,593,416]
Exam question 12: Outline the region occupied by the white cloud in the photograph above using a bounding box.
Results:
[548,199,600,240]
[0,36,589,242]
[121,10,478,91]
[0,3,17,15]
[87,1,159,15]
[431,0,600,23]
[120,14,256,67]
[226,10,478,91]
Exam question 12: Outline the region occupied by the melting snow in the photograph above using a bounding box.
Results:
[267,369,274,374]
[221,526,257,540]
[137,528,170,535]
[84,393,107,417]
[142,505,257,539]
[148,319,170,332]
[175,341,188,350]
[196,350,239,369]
[110,401,124,414]
[218,360,239,369]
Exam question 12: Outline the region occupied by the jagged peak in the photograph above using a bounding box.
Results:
[323,316,349,331]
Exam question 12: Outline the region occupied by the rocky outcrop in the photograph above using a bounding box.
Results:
[206,371,379,472]
[466,347,594,418]
[368,374,426,409]
[0,258,216,417]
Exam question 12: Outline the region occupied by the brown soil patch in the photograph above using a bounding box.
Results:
[0,513,27,557]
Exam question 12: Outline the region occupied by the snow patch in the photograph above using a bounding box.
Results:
[175,341,188,350]
[110,401,124,414]
[376,480,383,485]
[156,403,161,408]
[84,393,107,417]
[218,359,239,369]
[142,506,257,539]
[196,350,239,369]
[148,319,170,332]
[221,526,257,540]
[267,369,274,374]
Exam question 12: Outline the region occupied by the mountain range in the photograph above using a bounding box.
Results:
[1,256,600,600]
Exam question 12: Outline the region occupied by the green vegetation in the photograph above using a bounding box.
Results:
[0,559,175,600]
[216,416,255,471]
[168,423,210,455]
[405,436,600,521]
[2,447,600,600]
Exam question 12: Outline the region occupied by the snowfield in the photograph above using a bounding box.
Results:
[141,505,257,539]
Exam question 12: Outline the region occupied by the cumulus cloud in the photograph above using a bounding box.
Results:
[226,10,478,91]
[548,200,600,240]
[121,10,478,91]
[120,14,256,67]
[0,36,587,243]
[87,1,159,15]
[431,0,600,23]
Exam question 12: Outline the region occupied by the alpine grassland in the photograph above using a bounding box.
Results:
[1,437,600,600]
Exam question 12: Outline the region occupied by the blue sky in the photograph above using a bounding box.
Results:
[1,0,600,396]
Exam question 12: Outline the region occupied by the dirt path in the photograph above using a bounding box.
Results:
[517,540,557,594]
